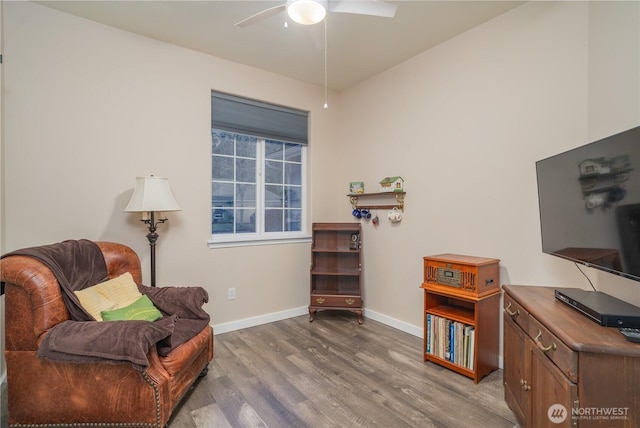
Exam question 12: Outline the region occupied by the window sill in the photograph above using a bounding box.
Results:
[208,234,311,249]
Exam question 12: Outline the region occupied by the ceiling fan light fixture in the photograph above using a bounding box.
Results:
[287,0,327,25]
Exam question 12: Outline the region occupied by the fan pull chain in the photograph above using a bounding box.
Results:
[324,16,328,109]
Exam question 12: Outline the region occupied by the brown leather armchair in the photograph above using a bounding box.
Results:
[1,241,214,427]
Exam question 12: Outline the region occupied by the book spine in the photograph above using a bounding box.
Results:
[449,321,454,362]
[426,314,431,354]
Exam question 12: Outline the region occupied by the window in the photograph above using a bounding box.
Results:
[210,92,309,247]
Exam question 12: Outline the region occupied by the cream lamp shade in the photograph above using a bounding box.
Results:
[287,0,327,25]
[124,176,181,213]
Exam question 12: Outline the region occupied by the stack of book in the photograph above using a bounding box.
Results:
[426,314,475,371]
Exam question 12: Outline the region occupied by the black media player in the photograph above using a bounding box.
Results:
[554,288,640,328]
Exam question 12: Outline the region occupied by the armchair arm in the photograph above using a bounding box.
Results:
[37,316,177,371]
[1,256,70,350]
[139,284,210,320]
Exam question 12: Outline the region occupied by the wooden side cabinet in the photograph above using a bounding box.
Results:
[503,285,640,427]
[420,254,500,383]
[309,222,363,323]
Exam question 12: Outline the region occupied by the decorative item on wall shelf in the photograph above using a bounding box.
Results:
[350,181,365,194]
[352,208,371,220]
[388,207,402,223]
[379,176,404,192]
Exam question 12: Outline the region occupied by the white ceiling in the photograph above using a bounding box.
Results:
[35,1,524,91]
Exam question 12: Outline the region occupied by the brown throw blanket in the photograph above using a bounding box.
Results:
[2,239,210,369]
[140,283,211,356]
[1,239,110,321]
[37,317,177,371]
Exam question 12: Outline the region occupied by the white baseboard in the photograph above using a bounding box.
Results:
[212,306,423,337]
[213,306,309,335]
[363,308,423,338]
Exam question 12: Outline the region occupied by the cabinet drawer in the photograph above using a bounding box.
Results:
[528,315,578,383]
[310,295,362,308]
[503,293,528,332]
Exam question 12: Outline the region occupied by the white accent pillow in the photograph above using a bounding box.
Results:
[74,272,142,321]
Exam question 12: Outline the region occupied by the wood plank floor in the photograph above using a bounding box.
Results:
[168,311,518,428]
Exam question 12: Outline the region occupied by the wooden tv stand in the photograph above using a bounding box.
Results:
[503,285,640,427]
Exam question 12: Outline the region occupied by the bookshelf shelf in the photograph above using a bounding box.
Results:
[420,253,501,384]
[427,305,474,325]
[427,354,475,378]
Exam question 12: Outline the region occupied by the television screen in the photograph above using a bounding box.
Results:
[536,125,640,282]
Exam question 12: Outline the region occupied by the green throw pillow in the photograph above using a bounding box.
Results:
[101,295,163,322]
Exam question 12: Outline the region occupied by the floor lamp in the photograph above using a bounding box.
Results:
[124,175,181,287]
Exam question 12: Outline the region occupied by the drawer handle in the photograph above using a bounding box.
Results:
[315,298,325,304]
[345,298,354,305]
[505,302,520,317]
[535,330,557,353]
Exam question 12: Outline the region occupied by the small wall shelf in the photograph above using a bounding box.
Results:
[348,192,406,211]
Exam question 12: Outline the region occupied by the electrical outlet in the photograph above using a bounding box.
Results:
[228,287,236,300]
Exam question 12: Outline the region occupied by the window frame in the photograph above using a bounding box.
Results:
[208,131,311,249]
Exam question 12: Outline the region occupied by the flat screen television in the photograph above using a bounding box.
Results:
[536,125,640,283]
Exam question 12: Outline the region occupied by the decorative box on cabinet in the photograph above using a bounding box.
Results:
[309,222,363,324]
[503,285,640,427]
[420,253,500,383]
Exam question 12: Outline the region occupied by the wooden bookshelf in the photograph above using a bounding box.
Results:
[421,254,500,383]
[309,223,363,323]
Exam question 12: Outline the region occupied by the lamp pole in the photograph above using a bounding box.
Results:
[141,211,167,287]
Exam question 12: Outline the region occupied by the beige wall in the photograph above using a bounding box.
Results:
[586,0,640,302]
[0,0,5,388]
[334,0,640,334]
[1,0,639,387]
[2,0,341,332]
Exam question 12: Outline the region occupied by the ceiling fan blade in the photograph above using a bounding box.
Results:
[235,4,286,28]
[328,0,397,18]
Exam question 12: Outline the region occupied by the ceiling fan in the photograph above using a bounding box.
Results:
[236,0,397,28]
